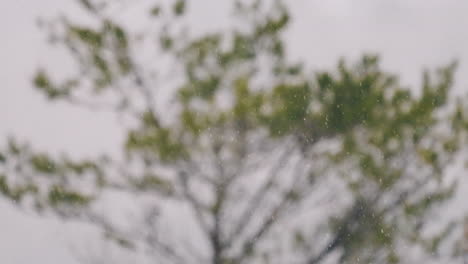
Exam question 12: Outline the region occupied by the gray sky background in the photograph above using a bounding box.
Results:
[1,0,468,263]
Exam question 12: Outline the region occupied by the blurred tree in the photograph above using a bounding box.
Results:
[2,0,468,263]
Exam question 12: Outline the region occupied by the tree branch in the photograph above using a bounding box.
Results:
[177,171,212,241]
[227,142,295,246]
[234,156,306,263]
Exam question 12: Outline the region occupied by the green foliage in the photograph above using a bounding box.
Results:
[132,173,173,196]
[34,70,71,99]
[232,78,264,121]
[255,9,289,37]
[266,82,311,136]
[2,1,468,264]
[314,56,391,134]
[0,174,37,202]
[179,75,220,101]
[30,153,56,173]
[69,26,103,48]
[173,0,186,16]
[150,5,161,17]
[48,185,91,206]
[126,127,187,162]
[404,182,456,217]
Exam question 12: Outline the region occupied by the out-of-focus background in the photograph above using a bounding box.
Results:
[1,1,468,263]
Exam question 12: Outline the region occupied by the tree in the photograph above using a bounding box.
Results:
[2,0,468,263]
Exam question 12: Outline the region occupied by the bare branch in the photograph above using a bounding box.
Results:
[307,166,435,264]
[234,155,306,263]
[227,142,296,246]
[177,171,212,242]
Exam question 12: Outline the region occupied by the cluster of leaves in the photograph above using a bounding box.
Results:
[35,20,132,99]
[0,139,101,213]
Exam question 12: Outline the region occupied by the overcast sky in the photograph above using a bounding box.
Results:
[2,0,468,263]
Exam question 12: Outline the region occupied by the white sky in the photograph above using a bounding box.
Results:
[1,0,468,263]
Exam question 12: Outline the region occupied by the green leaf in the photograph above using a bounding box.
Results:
[30,154,57,174]
[133,174,173,195]
[173,0,186,16]
[48,186,91,206]
[69,26,102,48]
[150,5,161,16]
